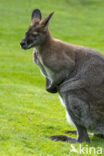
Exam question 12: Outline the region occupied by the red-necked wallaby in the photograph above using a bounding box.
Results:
[20,9,104,143]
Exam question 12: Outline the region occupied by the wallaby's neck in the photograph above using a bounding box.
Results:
[38,30,53,53]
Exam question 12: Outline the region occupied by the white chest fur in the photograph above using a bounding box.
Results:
[43,65,54,81]
[36,52,55,82]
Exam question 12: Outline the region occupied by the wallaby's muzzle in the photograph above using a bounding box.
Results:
[20,38,28,50]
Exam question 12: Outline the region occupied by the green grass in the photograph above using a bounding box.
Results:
[0,0,104,155]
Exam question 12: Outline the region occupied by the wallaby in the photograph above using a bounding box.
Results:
[20,9,104,143]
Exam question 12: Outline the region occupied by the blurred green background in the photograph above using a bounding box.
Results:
[0,0,104,155]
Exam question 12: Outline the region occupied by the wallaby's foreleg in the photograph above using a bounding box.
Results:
[46,78,57,93]
[59,78,86,92]
[46,70,69,93]
[33,50,57,93]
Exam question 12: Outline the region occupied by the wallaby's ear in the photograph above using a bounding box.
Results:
[40,12,54,27]
[32,9,42,20]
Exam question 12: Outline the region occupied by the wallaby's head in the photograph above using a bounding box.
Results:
[20,9,54,50]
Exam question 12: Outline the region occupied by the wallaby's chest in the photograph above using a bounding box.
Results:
[35,51,55,81]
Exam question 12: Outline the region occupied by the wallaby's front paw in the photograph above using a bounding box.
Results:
[46,86,57,93]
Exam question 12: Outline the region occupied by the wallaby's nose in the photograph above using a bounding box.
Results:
[20,39,27,49]
[20,40,25,47]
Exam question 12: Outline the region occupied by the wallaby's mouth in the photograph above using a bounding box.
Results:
[20,43,34,50]
[20,45,28,50]
[20,39,35,50]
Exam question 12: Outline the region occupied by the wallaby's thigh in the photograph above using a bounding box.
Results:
[61,92,91,129]
[58,92,90,142]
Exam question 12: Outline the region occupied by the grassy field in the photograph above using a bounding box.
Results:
[0,0,104,155]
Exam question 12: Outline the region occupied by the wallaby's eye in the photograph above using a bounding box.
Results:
[31,34,38,38]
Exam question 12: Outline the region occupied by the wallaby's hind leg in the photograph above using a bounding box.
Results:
[66,94,90,142]
[77,125,90,142]
[49,93,90,143]
[49,125,90,143]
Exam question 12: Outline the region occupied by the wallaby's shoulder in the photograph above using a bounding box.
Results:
[54,38,104,58]
[51,38,94,57]
[52,38,93,53]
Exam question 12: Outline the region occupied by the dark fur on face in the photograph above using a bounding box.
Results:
[20,9,54,49]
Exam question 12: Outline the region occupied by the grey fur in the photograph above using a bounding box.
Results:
[20,10,104,143]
